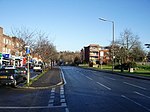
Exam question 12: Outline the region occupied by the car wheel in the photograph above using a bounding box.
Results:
[11,80,17,88]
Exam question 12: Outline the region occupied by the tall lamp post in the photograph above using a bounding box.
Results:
[145,44,150,62]
[25,46,30,86]
[99,18,115,71]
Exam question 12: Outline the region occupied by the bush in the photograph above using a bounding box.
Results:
[137,65,150,70]
[114,62,137,70]
[127,62,137,68]
[89,62,93,67]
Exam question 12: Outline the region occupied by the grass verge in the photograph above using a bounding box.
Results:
[79,64,150,77]
[24,69,49,87]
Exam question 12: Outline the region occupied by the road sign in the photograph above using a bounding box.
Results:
[26,48,30,54]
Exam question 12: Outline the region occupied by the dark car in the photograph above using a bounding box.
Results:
[0,67,25,87]
[16,66,27,81]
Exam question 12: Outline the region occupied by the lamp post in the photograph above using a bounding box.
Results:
[99,18,115,71]
[25,46,30,86]
[145,44,150,62]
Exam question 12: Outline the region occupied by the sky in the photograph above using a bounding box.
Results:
[0,0,150,52]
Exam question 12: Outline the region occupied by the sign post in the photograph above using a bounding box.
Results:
[25,46,30,86]
[100,51,104,69]
[0,53,2,66]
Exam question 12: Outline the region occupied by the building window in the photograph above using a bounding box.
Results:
[6,39,8,44]
[2,47,5,53]
[3,38,5,44]
[9,40,11,45]
[8,49,10,54]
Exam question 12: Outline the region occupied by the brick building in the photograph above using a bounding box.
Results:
[81,44,110,65]
[0,27,26,66]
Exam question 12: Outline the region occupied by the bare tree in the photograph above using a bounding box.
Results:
[11,27,36,55]
[58,51,81,65]
[32,32,57,67]
[114,29,144,64]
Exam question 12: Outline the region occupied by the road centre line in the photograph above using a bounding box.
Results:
[121,95,150,111]
[104,76,116,81]
[96,82,111,90]
[85,76,93,80]
[123,82,146,90]
[134,91,150,99]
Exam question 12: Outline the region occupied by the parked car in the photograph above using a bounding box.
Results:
[16,66,27,81]
[0,67,25,87]
[33,64,43,72]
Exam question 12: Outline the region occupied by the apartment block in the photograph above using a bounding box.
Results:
[81,44,111,65]
[0,27,26,66]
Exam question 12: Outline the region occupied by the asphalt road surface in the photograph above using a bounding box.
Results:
[63,66,150,112]
[0,66,150,112]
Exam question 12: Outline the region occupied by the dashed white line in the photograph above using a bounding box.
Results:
[85,76,93,80]
[61,103,67,107]
[96,82,111,90]
[60,99,66,103]
[60,90,64,95]
[51,88,55,93]
[134,91,150,99]
[104,76,116,81]
[48,99,54,103]
[123,82,146,90]
[65,108,69,112]
[121,95,150,111]
[60,94,65,98]
[50,95,55,99]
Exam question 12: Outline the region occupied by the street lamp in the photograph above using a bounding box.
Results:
[25,46,30,86]
[145,44,150,62]
[99,18,115,71]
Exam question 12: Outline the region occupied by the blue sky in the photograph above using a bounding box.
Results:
[0,0,150,51]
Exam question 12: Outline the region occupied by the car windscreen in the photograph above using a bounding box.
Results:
[17,68,27,71]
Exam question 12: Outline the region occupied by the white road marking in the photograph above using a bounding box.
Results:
[121,95,150,111]
[51,88,55,93]
[123,82,146,90]
[96,82,111,90]
[61,103,67,107]
[60,90,64,95]
[60,99,66,103]
[48,103,53,107]
[85,76,93,80]
[60,94,65,98]
[60,67,67,84]
[65,108,70,112]
[51,92,55,96]
[134,91,150,99]
[60,85,64,90]
[48,99,54,103]
[104,76,116,81]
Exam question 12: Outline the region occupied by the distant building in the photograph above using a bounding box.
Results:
[81,44,111,65]
[0,27,25,66]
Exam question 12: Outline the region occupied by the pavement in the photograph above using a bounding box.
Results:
[28,66,64,89]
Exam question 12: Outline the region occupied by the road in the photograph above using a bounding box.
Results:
[0,66,150,112]
[63,66,150,112]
